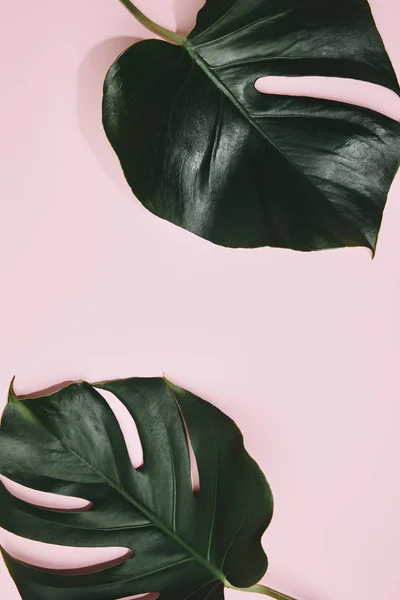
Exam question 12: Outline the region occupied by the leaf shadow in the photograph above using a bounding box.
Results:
[172,0,205,35]
[32,549,133,576]
[77,37,140,194]
[16,380,78,399]
[1,546,133,577]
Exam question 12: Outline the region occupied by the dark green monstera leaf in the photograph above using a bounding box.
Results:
[103,0,400,252]
[0,377,294,600]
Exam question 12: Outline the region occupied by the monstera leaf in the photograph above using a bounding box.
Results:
[0,377,293,600]
[103,0,400,252]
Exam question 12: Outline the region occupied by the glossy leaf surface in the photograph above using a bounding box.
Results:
[0,378,273,600]
[103,0,400,251]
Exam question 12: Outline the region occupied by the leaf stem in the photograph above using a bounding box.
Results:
[117,0,187,45]
[225,582,300,600]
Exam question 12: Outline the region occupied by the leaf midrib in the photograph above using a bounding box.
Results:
[14,395,225,586]
[183,39,369,246]
[183,40,328,190]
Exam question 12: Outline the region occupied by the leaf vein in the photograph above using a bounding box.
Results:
[185,42,371,245]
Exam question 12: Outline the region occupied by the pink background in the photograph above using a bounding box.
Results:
[1,1,400,599]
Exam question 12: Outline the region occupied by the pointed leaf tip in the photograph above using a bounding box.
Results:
[162,376,184,396]
[7,377,17,403]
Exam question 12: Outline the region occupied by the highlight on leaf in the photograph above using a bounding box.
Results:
[0,376,298,600]
[103,0,400,253]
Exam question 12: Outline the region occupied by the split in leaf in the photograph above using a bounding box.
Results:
[0,377,296,600]
[103,0,400,252]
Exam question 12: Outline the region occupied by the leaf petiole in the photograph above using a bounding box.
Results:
[117,0,187,45]
[225,582,300,600]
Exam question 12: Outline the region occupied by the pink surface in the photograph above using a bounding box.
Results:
[0,1,400,599]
